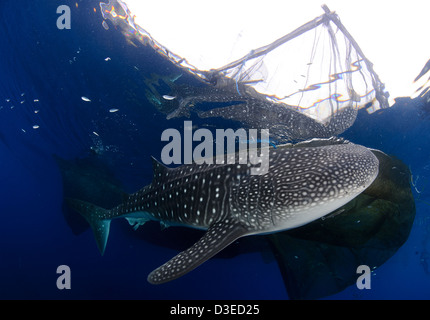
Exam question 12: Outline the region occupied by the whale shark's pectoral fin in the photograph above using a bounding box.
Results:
[147,218,248,284]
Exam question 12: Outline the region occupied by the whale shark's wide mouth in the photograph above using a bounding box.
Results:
[245,142,380,234]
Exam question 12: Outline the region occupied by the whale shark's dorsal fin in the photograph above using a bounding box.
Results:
[147,218,249,284]
[151,156,172,181]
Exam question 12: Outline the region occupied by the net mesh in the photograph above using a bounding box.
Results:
[207,6,389,122]
[99,1,390,140]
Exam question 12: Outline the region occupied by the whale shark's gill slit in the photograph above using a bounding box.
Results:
[147,219,249,284]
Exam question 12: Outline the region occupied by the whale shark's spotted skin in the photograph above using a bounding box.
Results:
[68,139,379,284]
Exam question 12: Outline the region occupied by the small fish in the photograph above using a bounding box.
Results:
[33,125,39,129]
[34,99,39,102]
[102,20,109,30]
[34,110,40,114]
[162,95,176,100]
[104,57,111,61]
[109,108,119,113]
[93,131,99,137]
[81,96,91,102]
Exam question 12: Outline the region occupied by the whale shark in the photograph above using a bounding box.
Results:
[67,138,379,284]
[162,84,358,143]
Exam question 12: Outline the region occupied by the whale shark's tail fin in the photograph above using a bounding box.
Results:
[65,198,111,255]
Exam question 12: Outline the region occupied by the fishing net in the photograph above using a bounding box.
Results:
[414,59,430,101]
[99,1,389,140]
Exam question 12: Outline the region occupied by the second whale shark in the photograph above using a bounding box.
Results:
[68,138,379,284]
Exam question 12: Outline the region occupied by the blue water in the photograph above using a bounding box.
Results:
[0,0,429,299]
